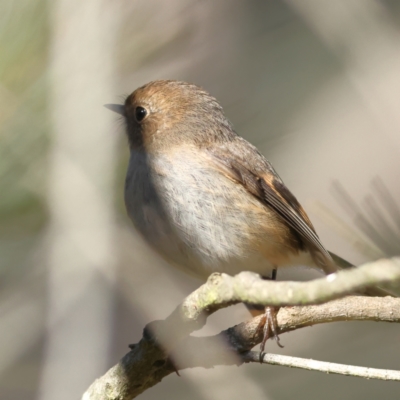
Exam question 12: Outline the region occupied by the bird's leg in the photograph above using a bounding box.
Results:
[259,268,283,361]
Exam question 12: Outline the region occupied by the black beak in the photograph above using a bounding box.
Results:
[104,104,125,116]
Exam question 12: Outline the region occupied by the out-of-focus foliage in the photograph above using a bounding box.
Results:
[2,1,400,400]
[0,0,49,244]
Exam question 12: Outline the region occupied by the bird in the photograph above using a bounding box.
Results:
[105,80,390,351]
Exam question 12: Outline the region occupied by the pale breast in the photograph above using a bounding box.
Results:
[125,148,316,279]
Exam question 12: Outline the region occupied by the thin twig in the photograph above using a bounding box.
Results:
[243,352,400,381]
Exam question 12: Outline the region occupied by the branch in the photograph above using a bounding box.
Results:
[168,296,400,370]
[82,257,400,400]
[244,352,400,381]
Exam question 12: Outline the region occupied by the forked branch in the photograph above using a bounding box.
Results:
[82,257,400,400]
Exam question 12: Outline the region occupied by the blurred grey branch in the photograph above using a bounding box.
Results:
[82,258,400,400]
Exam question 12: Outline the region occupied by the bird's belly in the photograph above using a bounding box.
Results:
[125,151,315,279]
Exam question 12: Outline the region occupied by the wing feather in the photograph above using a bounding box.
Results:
[206,139,336,274]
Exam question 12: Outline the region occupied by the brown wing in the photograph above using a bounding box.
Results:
[206,138,336,274]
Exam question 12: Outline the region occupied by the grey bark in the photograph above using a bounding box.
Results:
[82,257,400,400]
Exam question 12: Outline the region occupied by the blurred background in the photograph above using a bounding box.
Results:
[1,0,400,399]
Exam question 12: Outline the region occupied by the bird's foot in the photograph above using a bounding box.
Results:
[259,306,283,362]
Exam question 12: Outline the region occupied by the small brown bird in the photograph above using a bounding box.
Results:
[106,80,387,350]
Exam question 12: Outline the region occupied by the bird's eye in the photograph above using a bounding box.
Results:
[135,106,148,122]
